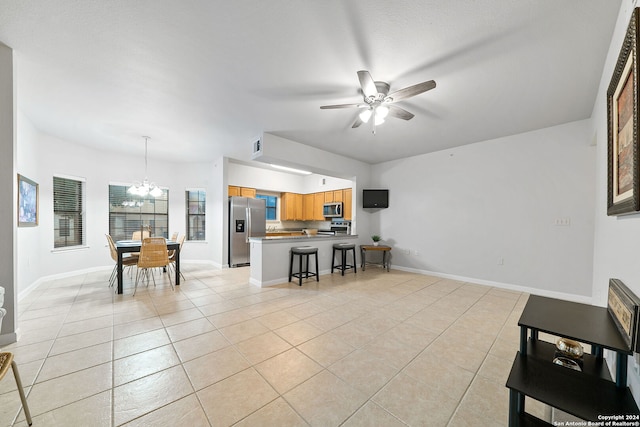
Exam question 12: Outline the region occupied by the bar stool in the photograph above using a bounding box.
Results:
[289,246,319,286]
[0,352,32,426]
[331,243,357,276]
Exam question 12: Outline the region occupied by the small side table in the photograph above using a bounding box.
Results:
[360,245,391,271]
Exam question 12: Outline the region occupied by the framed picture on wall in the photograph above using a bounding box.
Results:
[17,174,38,227]
[608,8,640,216]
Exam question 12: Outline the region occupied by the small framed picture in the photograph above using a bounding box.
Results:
[607,278,640,352]
[17,174,38,227]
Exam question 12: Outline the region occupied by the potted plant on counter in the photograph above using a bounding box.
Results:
[371,235,382,246]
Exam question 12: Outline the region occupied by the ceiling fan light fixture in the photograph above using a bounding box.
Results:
[376,105,389,120]
[359,109,373,123]
[374,114,386,126]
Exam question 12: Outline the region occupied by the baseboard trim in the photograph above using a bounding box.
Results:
[391,265,593,304]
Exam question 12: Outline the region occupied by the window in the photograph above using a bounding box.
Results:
[186,190,205,240]
[108,184,169,241]
[256,194,277,220]
[53,176,85,248]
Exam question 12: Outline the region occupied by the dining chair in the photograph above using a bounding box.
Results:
[106,234,138,288]
[168,234,186,281]
[131,230,150,240]
[170,231,178,241]
[0,352,32,426]
[134,237,172,295]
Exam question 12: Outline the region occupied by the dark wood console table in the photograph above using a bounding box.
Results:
[505,295,639,426]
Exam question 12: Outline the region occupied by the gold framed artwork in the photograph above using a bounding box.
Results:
[17,174,39,227]
[608,8,640,216]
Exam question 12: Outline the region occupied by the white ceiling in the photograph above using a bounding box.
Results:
[0,1,621,165]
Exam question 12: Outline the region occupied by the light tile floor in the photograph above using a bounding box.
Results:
[0,264,539,426]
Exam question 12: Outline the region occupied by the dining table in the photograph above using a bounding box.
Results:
[114,239,181,295]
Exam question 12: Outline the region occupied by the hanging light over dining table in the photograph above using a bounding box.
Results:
[128,136,163,198]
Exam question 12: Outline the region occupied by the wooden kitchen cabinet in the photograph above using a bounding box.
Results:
[314,192,325,220]
[281,192,303,220]
[303,193,315,220]
[343,188,352,220]
[324,190,345,203]
[228,186,256,198]
[240,187,256,198]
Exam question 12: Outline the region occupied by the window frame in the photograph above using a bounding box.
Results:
[108,183,169,242]
[53,174,86,249]
[186,188,206,241]
[256,193,279,221]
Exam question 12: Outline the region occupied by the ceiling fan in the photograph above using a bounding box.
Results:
[320,70,436,134]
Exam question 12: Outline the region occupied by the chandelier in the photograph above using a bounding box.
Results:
[128,136,163,198]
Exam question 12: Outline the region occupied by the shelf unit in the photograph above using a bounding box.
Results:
[506,295,640,426]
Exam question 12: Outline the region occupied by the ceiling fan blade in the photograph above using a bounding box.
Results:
[387,80,436,102]
[352,116,364,128]
[320,103,366,109]
[388,105,415,120]
[357,70,378,99]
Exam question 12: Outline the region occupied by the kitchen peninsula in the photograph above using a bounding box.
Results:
[249,234,359,287]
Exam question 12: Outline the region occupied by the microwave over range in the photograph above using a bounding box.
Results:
[323,202,343,218]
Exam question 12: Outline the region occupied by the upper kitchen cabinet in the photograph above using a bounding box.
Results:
[343,188,352,220]
[228,186,256,198]
[314,192,325,220]
[324,189,344,203]
[303,194,315,220]
[240,187,256,198]
[281,192,303,220]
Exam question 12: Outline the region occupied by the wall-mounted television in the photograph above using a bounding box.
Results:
[363,189,389,208]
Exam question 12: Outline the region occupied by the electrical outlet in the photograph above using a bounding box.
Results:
[401,248,410,255]
[412,250,419,256]
[554,217,571,226]
[498,257,504,265]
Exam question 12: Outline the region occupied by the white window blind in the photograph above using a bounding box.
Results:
[53,176,85,248]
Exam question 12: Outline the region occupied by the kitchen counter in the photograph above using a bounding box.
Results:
[261,234,349,241]
[248,234,360,287]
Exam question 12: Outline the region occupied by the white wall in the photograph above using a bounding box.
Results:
[228,162,306,193]
[228,161,352,195]
[591,1,640,401]
[0,43,17,343]
[16,111,41,295]
[372,119,596,298]
[592,1,640,305]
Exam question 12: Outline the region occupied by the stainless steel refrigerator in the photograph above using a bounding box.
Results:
[228,196,266,267]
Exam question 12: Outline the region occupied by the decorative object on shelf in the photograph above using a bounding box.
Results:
[555,338,584,359]
[552,356,582,371]
[17,174,38,227]
[128,136,163,198]
[607,278,640,352]
[371,235,381,246]
[607,8,640,215]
